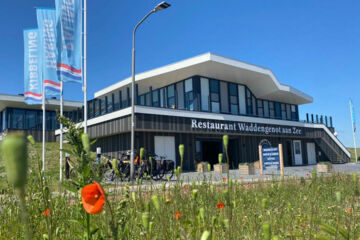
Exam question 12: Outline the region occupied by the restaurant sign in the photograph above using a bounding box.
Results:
[191,119,303,136]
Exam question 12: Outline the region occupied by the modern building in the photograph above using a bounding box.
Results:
[57,53,350,170]
[0,94,82,141]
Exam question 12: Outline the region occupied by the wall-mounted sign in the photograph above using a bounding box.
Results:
[262,147,280,171]
[191,119,304,136]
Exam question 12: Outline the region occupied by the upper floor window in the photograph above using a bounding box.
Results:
[229,83,238,115]
[210,79,220,113]
[152,89,160,107]
[167,85,176,109]
[257,99,263,117]
[184,78,193,110]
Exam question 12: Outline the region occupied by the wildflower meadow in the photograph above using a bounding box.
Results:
[0,118,359,239]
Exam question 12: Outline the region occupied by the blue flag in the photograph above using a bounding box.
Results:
[56,0,83,83]
[350,99,356,132]
[24,29,42,104]
[37,8,61,97]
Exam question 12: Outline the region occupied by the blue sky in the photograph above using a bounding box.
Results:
[0,0,360,147]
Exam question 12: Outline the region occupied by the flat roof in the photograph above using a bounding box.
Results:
[94,53,313,105]
[0,94,83,112]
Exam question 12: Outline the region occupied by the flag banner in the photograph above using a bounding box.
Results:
[24,29,43,104]
[350,99,356,132]
[37,8,61,97]
[56,0,83,83]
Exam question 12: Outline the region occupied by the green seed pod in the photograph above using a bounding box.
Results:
[140,147,145,160]
[179,144,185,159]
[218,153,223,164]
[262,223,271,240]
[223,135,229,149]
[210,185,215,194]
[42,233,49,240]
[131,192,136,202]
[200,231,210,240]
[149,221,153,233]
[112,159,118,173]
[207,163,211,172]
[336,191,341,202]
[142,212,149,231]
[2,134,28,189]
[27,135,35,145]
[81,133,90,153]
[149,156,152,165]
[262,198,268,209]
[151,195,160,211]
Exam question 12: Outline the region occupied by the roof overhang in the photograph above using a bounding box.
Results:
[95,53,313,105]
[0,94,83,112]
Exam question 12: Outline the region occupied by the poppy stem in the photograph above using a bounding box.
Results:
[86,213,91,240]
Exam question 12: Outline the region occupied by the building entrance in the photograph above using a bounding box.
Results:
[202,140,222,166]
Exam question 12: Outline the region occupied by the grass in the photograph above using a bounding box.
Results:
[347,148,360,162]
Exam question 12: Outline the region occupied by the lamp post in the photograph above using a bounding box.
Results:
[130,1,171,181]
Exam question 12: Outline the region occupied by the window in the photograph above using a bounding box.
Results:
[184,78,193,110]
[220,81,229,113]
[252,95,257,116]
[113,92,120,110]
[274,102,281,119]
[257,100,263,117]
[281,103,286,120]
[139,94,145,106]
[269,101,275,118]
[106,95,113,113]
[210,79,220,113]
[176,82,184,109]
[25,110,36,129]
[94,99,100,117]
[100,98,106,115]
[152,89,159,107]
[238,85,246,115]
[291,105,298,120]
[200,77,209,111]
[167,85,175,108]
[160,88,165,107]
[229,83,238,115]
[286,104,291,120]
[121,89,127,108]
[263,100,269,118]
[145,93,151,107]
[246,88,252,115]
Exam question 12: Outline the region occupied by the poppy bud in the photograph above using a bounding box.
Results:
[81,134,90,153]
[151,195,160,211]
[207,163,211,172]
[2,134,28,189]
[27,135,35,145]
[223,135,229,149]
[199,207,205,219]
[149,156,152,165]
[142,212,149,231]
[218,153,223,164]
[179,144,185,159]
[140,148,145,160]
[262,198,268,209]
[200,231,210,240]
[210,185,215,193]
[131,192,136,202]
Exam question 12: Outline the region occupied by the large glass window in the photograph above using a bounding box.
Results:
[160,88,165,108]
[220,81,229,113]
[263,100,269,118]
[200,77,209,111]
[274,102,281,119]
[269,101,275,118]
[121,89,127,108]
[139,94,145,106]
[25,110,36,129]
[210,79,220,113]
[100,98,106,115]
[286,104,291,120]
[176,82,184,109]
[246,88,252,115]
[257,99,263,117]
[229,83,238,115]
[184,78,193,110]
[152,89,159,107]
[291,105,298,120]
[252,95,257,116]
[113,92,120,110]
[281,103,286,120]
[107,95,113,113]
[94,99,100,117]
[238,85,246,115]
[167,85,176,108]
[145,93,151,107]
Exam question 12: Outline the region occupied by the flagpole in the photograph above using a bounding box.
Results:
[350,99,358,163]
[60,80,63,182]
[42,79,46,173]
[83,0,87,134]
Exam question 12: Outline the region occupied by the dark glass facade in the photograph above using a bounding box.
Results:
[86,75,300,122]
[0,107,82,132]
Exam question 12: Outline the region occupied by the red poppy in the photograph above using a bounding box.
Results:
[81,181,105,214]
[347,208,351,214]
[223,177,227,183]
[217,202,225,209]
[42,208,50,216]
[184,185,189,191]
[174,211,183,220]
[306,173,310,177]
[239,177,243,180]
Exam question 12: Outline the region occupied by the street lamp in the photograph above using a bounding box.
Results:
[130,1,171,181]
